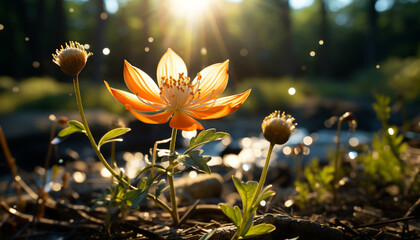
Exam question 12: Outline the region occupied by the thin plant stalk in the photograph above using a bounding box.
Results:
[0,126,23,204]
[167,128,179,225]
[231,143,275,240]
[41,121,57,191]
[251,143,274,204]
[333,118,343,204]
[295,155,301,183]
[72,75,175,220]
[110,141,116,186]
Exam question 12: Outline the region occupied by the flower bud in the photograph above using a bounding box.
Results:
[262,110,297,145]
[52,41,92,77]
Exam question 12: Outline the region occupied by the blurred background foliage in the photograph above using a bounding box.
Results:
[0,0,420,114]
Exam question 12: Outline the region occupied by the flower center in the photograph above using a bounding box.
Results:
[159,73,202,110]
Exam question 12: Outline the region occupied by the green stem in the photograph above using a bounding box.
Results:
[333,118,343,204]
[167,128,179,225]
[232,143,275,240]
[110,141,116,186]
[72,76,174,219]
[73,76,130,188]
[251,143,274,205]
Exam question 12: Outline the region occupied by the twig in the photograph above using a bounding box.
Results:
[0,126,23,203]
[356,216,418,229]
[177,199,201,226]
[333,218,362,238]
[0,200,99,230]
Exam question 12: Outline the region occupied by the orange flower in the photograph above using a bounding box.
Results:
[105,49,251,131]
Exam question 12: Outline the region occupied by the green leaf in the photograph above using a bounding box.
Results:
[241,213,255,236]
[220,204,242,226]
[155,179,168,198]
[232,176,258,213]
[177,149,212,174]
[98,128,131,149]
[124,188,149,209]
[243,223,276,239]
[254,185,275,207]
[161,153,178,162]
[137,177,148,190]
[186,129,229,153]
[53,120,86,144]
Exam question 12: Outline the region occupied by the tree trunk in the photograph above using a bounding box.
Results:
[319,0,331,77]
[94,0,106,83]
[366,0,377,66]
[278,0,295,76]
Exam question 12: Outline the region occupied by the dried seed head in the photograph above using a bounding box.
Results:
[58,116,68,125]
[262,110,297,145]
[52,41,92,77]
[340,112,357,131]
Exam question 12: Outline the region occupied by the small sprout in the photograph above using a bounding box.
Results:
[52,41,92,77]
[262,110,297,145]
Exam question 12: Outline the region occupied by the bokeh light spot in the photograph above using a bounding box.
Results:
[240,48,248,56]
[288,87,296,95]
[32,61,40,68]
[100,12,108,20]
[201,47,207,55]
[103,48,110,55]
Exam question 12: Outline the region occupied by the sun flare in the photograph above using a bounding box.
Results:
[169,0,212,18]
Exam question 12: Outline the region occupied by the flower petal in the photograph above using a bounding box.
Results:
[126,105,173,124]
[124,60,163,104]
[192,60,229,100]
[189,89,251,120]
[156,49,188,87]
[169,111,204,131]
[104,81,162,112]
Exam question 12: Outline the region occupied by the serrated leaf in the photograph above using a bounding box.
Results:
[177,149,212,174]
[232,176,258,213]
[98,128,131,149]
[243,223,276,239]
[155,179,168,198]
[186,129,229,153]
[220,204,242,226]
